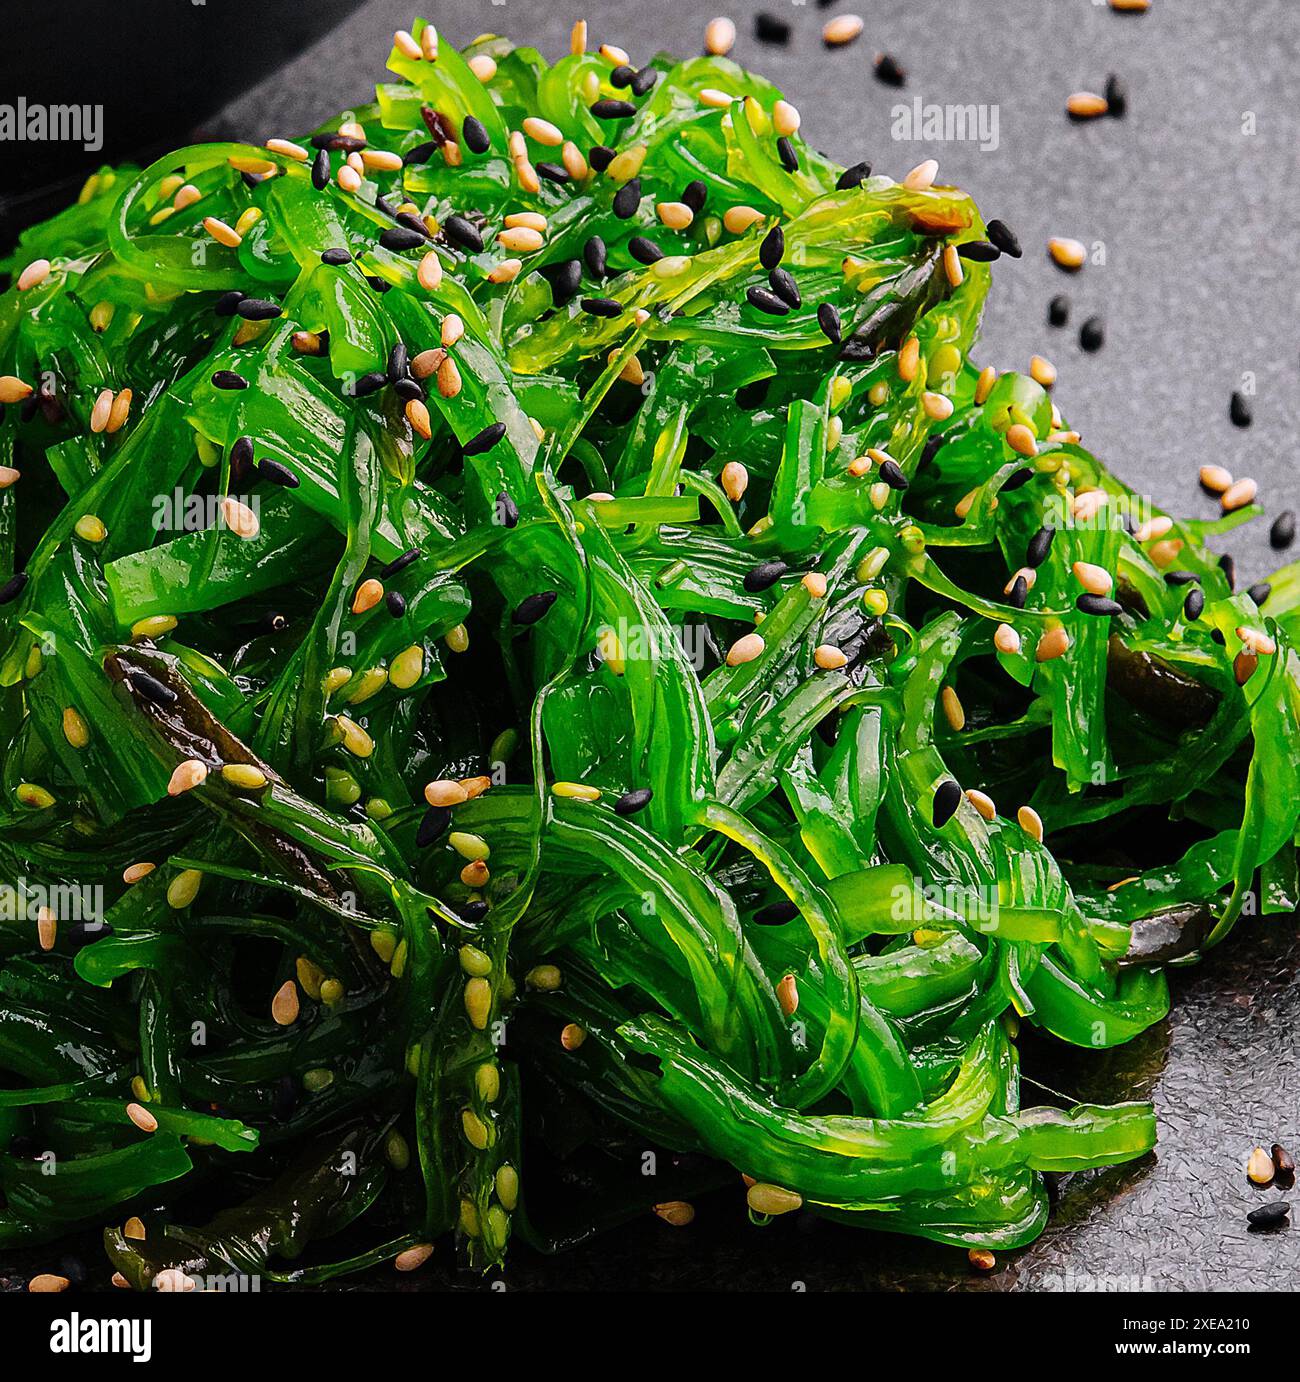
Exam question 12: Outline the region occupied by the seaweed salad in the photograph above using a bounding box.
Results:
[1,17,1296,1287]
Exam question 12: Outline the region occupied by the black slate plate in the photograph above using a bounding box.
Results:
[3,0,1296,1293]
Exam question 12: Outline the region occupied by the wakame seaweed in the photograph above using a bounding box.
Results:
[0,19,1296,1284]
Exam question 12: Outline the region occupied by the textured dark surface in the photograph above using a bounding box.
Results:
[207,0,1300,1291]
[7,0,1296,1292]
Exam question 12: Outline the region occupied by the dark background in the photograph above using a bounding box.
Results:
[4,0,1299,1290]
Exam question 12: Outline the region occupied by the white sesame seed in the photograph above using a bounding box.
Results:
[1017,804,1045,842]
[1066,92,1109,118]
[822,14,864,46]
[1047,237,1087,270]
[1029,355,1057,388]
[902,159,939,191]
[17,259,51,291]
[727,632,766,666]
[720,461,749,501]
[772,100,801,137]
[1221,477,1257,512]
[705,16,737,55]
[522,116,564,147]
[1072,561,1113,595]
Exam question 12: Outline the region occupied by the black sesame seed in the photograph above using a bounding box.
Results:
[682,180,707,213]
[352,370,388,397]
[321,247,352,265]
[416,805,451,847]
[1001,467,1034,491]
[1210,628,1226,645]
[986,219,1022,258]
[754,899,799,925]
[592,98,637,120]
[932,778,963,828]
[0,572,28,605]
[776,136,799,172]
[214,291,245,317]
[1229,391,1252,428]
[1104,73,1127,118]
[582,297,623,318]
[229,435,255,482]
[514,591,558,626]
[380,548,421,579]
[612,179,641,218]
[1007,575,1029,609]
[754,12,792,44]
[443,215,484,253]
[610,65,636,88]
[744,560,789,593]
[395,212,429,239]
[769,266,801,309]
[874,53,906,87]
[464,421,507,456]
[629,236,664,265]
[126,670,177,707]
[878,459,909,491]
[65,920,113,951]
[420,107,454,144]
[1249,582,1272,607]
[584,235,609,278]
[746,285,790,316]
[543,258,583,305]
[211,370,248,390]
[1046,294,1070,327]
[631,67,659,96]
[311,148,330,189]
[387,342,410,384]
[1076,593,1123,617]
[394,377,425,402]
[386,591,407,618]
[956,240,1000,262]
[496,491,520,529]
[313,132,367,153]
[817,302,842,344]
[379,225,428,252]
[588,145,616,172]
[1247,1202,1289,1229]
[760,224,785,269]
[458,900,490,922]
[1270,510,1296,550]
[613,787,654,817]
[403,140,439,166]
[462,116,490,153]
[367,277,391,294]
[836,161,871,190]
[536,161,571,183]
[1079,316,1105,352]
[258,458,300,489]
[376,195,398,219]
[922,435,945,464]
[1220,552,1237,590]
[1027,526,1055,568]
[1163,570,1199,585]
